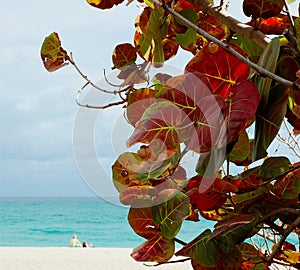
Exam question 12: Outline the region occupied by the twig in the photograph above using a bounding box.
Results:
[151,0,300,90]
[283,119,300,150]
[76,82,126,109]
[267,215,300,264]
[277,133,300,159]
[280,118,300,159]
[69,53,124,95]
[174,237,187,246]
[144,257,191,267]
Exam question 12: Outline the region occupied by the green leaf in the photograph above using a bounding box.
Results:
[219,217,257,254]
[235,186,266,204]
[259,156,291,179]
[178,9,198,25]
[255,37,280,113]
[152,189,190,239]
[228,130,250,164]
[253,84,289,161]
[144,0,154,9]
[295,18,300,51]
[176,229,219,268]
[209,214,256,242]
[232,34,264,61]
[140,9,165,64]
[196,147,226,177]
[274,169,300,202]
[176,28,200,47]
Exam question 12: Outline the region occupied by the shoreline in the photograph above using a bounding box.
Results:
[0,247,192,270]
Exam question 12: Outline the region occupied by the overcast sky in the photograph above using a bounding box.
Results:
[0,1,298,198]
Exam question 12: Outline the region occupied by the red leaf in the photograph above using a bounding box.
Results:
[186,176,237,211]
[86,0,124,10]
[185,43,250,99]
[247,15,294,35]
[128,207,159,239]
[198,12,230,41]
[112,43,137,69]
[225,81,259,143]
[230,167,263,193]
[276,55,300,82]
[157,73,227,152]
[174,0,200,11]
[126,88,157,126]
[286,106,300,133]
[200,208,229,221]
[162,38,179,61]
[131,235,175,263]
[120,186,157,205]
[243,0,284,19]
[127,101,181,160]
[40,32,69,72]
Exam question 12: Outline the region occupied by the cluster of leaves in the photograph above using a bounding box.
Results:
[41,0,300,269]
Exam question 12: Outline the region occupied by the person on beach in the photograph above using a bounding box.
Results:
[70,235,82,247]
[82,241,94,248]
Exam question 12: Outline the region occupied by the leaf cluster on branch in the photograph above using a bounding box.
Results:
[40,0,300,269]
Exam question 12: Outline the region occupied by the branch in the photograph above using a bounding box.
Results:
[191,0,271,48]
[259,208,300,225]
[266,215,300,264]
[152,0,300,90]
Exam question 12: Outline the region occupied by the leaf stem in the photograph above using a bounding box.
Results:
[151,0,300,90]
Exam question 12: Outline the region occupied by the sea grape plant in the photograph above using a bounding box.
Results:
[41,0,300,269]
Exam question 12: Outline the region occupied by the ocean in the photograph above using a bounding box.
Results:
[0,197,214,248]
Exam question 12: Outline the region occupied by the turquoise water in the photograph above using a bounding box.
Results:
[0,197,214,247]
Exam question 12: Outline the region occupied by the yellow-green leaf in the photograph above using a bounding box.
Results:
[40,32,69,72]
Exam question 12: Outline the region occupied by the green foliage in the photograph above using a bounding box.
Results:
[41,0,300,269]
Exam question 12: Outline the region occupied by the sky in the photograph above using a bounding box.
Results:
[0,1,299,198]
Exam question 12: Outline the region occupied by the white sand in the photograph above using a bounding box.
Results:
[0,247,192,270]
[0,248,294,270]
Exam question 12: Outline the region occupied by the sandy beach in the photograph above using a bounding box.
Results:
[0,247,295,270]
[0,247,192,270]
